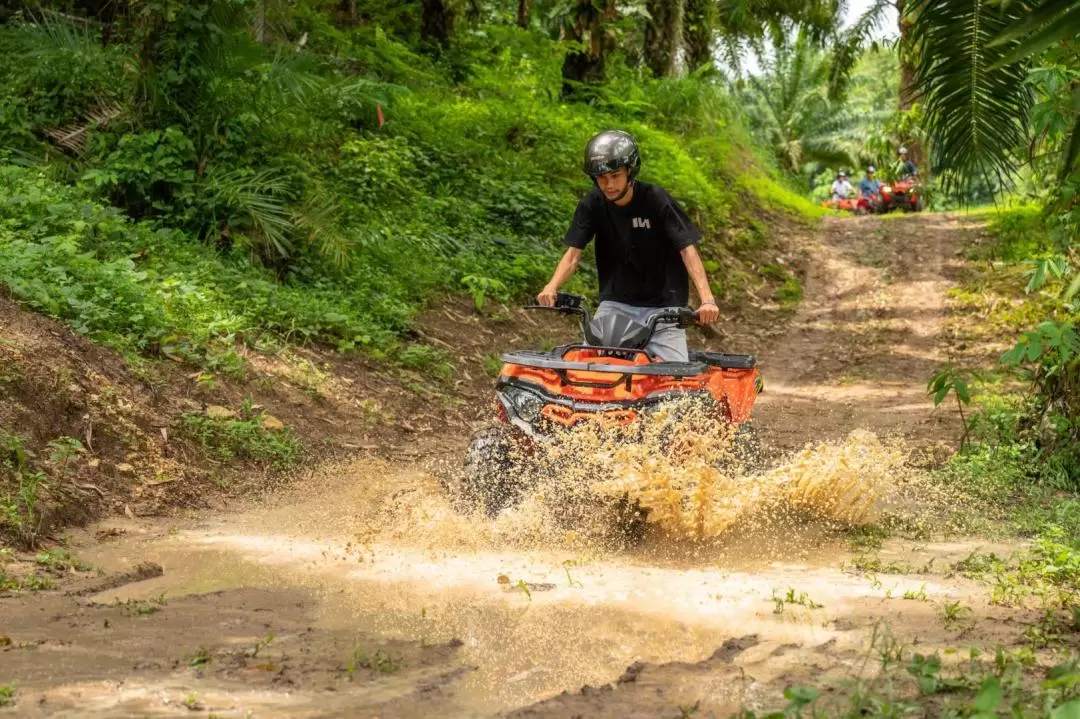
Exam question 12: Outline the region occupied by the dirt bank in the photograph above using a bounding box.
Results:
[2,213,1039,719]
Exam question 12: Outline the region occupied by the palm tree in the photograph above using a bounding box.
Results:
[742,30,876,174]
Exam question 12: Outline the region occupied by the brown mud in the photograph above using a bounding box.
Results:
[1,214,1034,718]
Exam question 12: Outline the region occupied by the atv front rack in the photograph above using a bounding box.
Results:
[501,348,707,377]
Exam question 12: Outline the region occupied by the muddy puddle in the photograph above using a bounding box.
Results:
[20,428,1008,718]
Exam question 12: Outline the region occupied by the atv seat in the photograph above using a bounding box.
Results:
[688,351,756,369]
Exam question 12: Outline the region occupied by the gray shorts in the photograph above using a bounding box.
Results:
[593,300,689,362]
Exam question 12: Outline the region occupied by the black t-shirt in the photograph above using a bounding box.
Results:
[563,182,701,307]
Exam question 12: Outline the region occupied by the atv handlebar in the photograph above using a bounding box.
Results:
[523,292,587,315]
[647,307,699,330]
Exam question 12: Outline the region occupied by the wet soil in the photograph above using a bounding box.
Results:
[1,214,1034,718]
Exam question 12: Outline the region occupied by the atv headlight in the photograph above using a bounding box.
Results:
[504,386,544,423]
[880,185,892,193]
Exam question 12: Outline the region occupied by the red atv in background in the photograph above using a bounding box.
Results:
[821,194,882,216]
[878,178,925,213]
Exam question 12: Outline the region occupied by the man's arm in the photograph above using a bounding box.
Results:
[679,245,719,325]
[537,247,582,306]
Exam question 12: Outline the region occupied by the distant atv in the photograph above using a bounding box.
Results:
[879,178,925,213]
[448,293,763,524]
[822,195,881,216]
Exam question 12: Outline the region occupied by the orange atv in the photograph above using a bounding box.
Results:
[450,292,763,517]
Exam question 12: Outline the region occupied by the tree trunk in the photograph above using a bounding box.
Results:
[897,0,916,110]
[560,0,616,99]
[896,0,922,166]
[684,0,716,71]
[517,0,530,28]
[420,0,453,53]
[254,0,267,44]
[339,0,357,26]
[644,0,684,77]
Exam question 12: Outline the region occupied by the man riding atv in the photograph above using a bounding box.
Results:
[896,147,918,180]
[445,131,762,530]
[830,170,853,200]
[537,130,720,360]
[859,166,880,198]
[858,166,882,212]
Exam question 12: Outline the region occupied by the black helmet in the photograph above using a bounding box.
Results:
[583,130,640,180]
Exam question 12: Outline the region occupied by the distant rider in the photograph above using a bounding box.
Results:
[859,166,881,197]
[831,170,853,200]
[897,147,918,179]
[537,130,719,362]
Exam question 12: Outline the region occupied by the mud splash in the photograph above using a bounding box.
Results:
[55,429,986,718]
[439,397,925,549]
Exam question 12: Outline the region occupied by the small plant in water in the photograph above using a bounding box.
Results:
[562,559,583,588]
[251,633,275,658]
[116,598,159,617]
[186,646,212,668]
[772,587,823,614]
[902,584,929,602]
[941,600,973,627]
[34,548,91,572]
[346,647,405,678]
[0,682,14,707]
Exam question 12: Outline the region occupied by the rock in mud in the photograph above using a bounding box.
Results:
[67,561,164,596]
[206,405,237,420]
[709,634,760,663]
[617,661,647,684]
[260,414,285,430]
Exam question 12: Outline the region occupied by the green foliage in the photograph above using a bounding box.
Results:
[398,344,454,380]
[0,682,13,707]
[0,428,45,549]
[35,548,91,572]
[179,406,301,470]
[0,5,817,376]
[0,167,409,356]
[745,623,1080,718]
[947,207,1080,491]
[928,363,974,445]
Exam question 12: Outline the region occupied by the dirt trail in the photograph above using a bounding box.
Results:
[751,214,966,452]
[1,214,1015,719]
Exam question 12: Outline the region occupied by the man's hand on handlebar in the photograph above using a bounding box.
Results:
[696,300,720,326]
[536,285,558,307]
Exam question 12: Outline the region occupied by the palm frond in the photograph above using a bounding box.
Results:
[261,48,324,105]
[7,10,102,57]
[828,0,893,102]
[40,102,124,155]
[908,0,1032,195]
[293,196,353,269]
[207,169,297,260]
[993,1,1080,67]
[991,0,1078,47]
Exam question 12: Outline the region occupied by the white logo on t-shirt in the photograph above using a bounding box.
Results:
[632,217,651,229]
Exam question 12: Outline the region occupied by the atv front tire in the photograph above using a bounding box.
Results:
[720,421,766,473]
[450,425,526,516]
